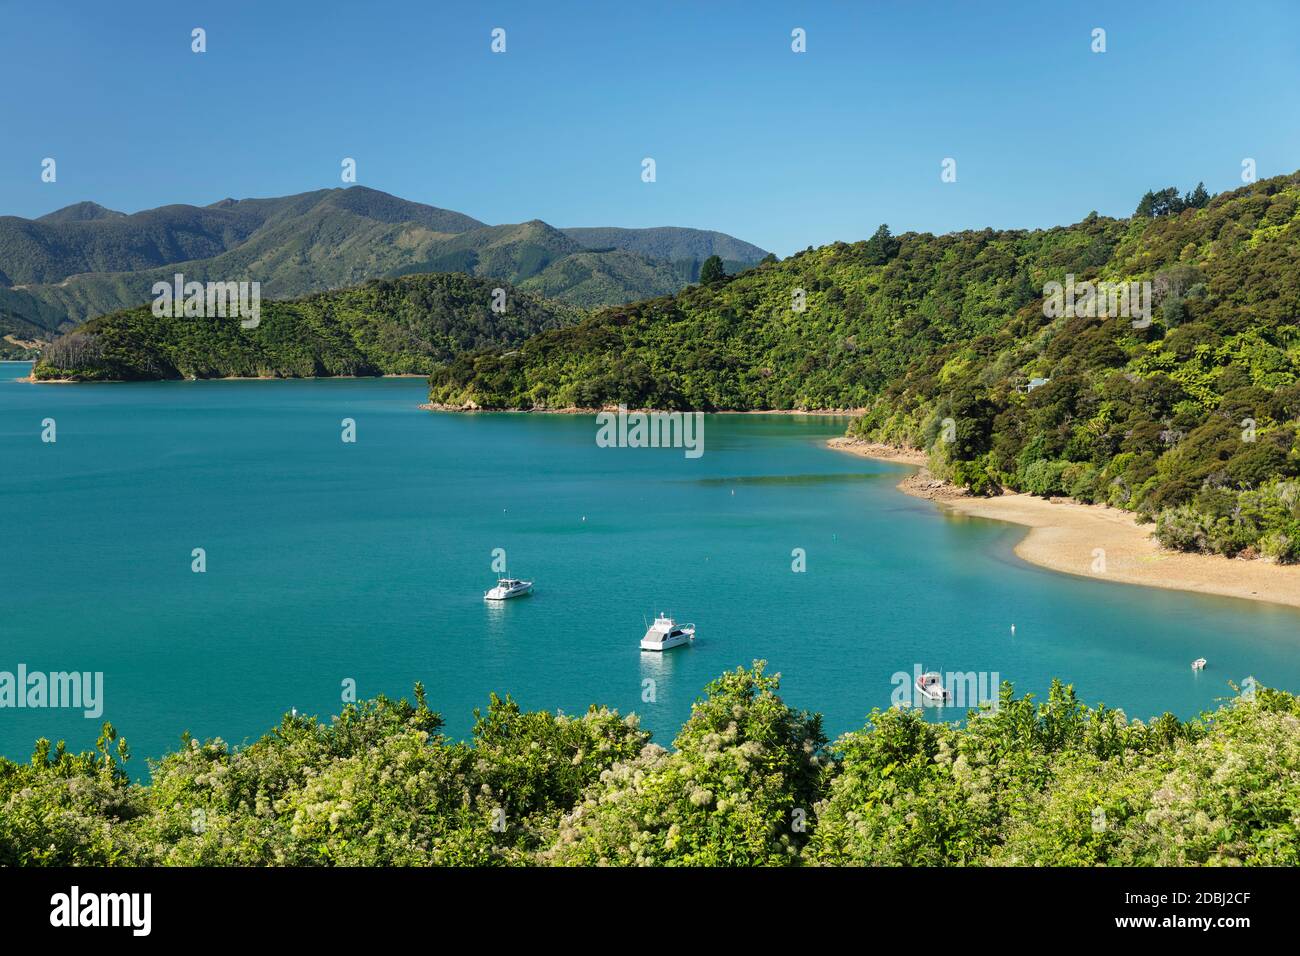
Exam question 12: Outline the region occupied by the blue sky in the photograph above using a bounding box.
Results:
[2,0,1298,255]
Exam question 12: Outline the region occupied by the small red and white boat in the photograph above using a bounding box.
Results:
[916,671,950,704]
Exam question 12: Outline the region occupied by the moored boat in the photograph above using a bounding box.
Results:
[484,578,533,601]
[915,670,950,704]
[640,614,695,651]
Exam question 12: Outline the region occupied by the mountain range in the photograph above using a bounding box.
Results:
[0,186,767,354]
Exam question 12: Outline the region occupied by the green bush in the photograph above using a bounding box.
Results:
[1064,462,1101,502]
[3,667,1298,867]
[1155,504,1212,552]
[1021,459,1071,497]
[546,662,826,865]
[1259,530,1299,563]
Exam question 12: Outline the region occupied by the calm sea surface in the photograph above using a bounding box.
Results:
[3,361,1298,769]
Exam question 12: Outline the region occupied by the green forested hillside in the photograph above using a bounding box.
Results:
[425,215,1136,411]
[517,248,685,306]
[2,663,1296,866]
[0,200,268,286]
[31,272,581,381]
[428,173,1300,561]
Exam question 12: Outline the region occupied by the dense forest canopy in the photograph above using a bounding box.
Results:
[1,664,1295,866]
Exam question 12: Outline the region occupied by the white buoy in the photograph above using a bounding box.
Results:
[1011,624,1016,636]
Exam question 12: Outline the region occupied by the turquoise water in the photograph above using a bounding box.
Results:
[3,361,1299,769]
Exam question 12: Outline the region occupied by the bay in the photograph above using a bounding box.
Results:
[2,364,1297,769]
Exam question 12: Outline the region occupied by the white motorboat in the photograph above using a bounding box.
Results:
[640,614,695,652]
[1191,657,1207,671]
[484,578,533,601]
[915,671,950,704]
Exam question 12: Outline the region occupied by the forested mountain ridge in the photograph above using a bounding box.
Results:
[1,187,481,287]
[0,187,768,339]
[428,172,1300,561]
[31,272,581,381]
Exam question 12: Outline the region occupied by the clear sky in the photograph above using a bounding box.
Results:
[2,0,1298,255]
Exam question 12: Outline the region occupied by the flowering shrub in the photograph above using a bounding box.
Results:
[546,662,826,865]
[2,668,1298,867]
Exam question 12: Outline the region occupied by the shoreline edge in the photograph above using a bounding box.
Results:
[828,436,1300,612]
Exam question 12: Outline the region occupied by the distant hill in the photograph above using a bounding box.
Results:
[5,187,484,285]
[36,201,127,224]
[0,187,768,340]
[31,272,581,381]
[561,226,768,275]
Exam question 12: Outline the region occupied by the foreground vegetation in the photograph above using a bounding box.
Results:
[2,664,1296,866]
[428,173,1300,563]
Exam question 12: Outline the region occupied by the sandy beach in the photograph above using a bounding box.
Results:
[826,435,928,465]
[829,437,1300,611]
